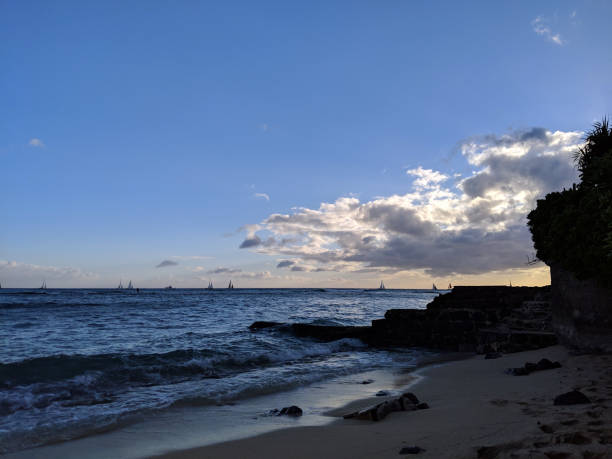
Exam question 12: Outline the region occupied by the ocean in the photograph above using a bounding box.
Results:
[0,288,441,456]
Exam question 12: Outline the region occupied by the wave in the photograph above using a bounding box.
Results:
[0,338,366,415]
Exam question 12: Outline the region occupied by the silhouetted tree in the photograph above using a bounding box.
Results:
[528,118,612,287]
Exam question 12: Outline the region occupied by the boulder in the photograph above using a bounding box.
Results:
[278,405,303,416]
[553,390,591,406]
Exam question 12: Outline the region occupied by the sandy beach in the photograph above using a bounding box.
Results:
[154,346,612,459]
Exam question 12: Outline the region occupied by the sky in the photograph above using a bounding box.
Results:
[1,1,611,288]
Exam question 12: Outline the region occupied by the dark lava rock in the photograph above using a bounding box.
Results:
[376,390,390,397]
[416,402,429,410]
[554,390,591,406]
[507,358,562,376]
[485,352,502,359]
[401,392,420,404]
[399,446,425,454]
[361,379,374,384]
[249,321,283,330]
[278,405,303,416]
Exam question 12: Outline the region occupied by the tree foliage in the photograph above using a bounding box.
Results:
[528,119,612,287]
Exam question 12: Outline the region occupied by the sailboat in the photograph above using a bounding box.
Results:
[40,281,47,289]
[228,280,234,289]
[207,280,213,290]
[448,283,452,289]
[118,280,123,289]
[379,280,386,290]
[127,280,134,290]
[432,283,438,291]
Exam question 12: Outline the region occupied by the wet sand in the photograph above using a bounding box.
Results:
[154,346,612,459]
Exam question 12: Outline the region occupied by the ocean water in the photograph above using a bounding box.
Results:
[0,288,440,454]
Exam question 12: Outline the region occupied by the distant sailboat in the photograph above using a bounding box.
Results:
[127,280,133,290]
[509,280,512,287]
[207,280,214,290]
[228,280,234,289]
[379,280,385,290]
[40,281,47,289]
[448,283,452,289]
[118,280,123,289]
[432,283,438,291]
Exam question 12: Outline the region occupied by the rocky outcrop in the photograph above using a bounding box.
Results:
[249,321,371,342]
[369,286,556,352]
[250,286,557,353]
[550,264,612,353]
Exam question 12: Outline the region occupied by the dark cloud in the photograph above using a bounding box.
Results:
[359,203,438,236]
[207,267,242,274]
[276,260,294,268]
[156,260,179,268]
[239,235,262,248]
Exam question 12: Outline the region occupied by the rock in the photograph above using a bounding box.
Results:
[507,358,562,376]
[536,358,562,371]
[360,379,374,384]
[249,321,283,330]
[485,352,502,359]
[553,390,591,406]
[376,390,390,396]
[506,367,529,376]
[344,393,425,421]
[278,405,303,416]
[399,446,425,454]
[401,392,420,404]
[416,402,429,410]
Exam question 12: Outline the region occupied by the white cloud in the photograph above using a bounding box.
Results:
[406,167,449,189]
[28,138,45,148]
[0,260,97,286]
[532,16,565,45]
[238,128,583,277]
[254,192,270,201]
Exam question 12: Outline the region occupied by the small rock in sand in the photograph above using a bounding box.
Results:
[398,446,425,454]
[376,390,390,396]
[279,405,303,416]
[553,390,591,406]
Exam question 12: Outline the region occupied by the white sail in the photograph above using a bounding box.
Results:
[127,281,133,289]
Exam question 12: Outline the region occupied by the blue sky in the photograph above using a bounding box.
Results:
[1,1,611,287]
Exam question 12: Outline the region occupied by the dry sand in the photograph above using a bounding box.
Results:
[152,346,612,459]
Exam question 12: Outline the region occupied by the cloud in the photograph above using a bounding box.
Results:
[276,260,295,268]
[254,192,270,201]
[406,167,449,189]
[238,128,583,277]
[240,235,262,248]
[206,267,242,274]
[28,138,45,148]
[532,16,565,45]
[0,260,97,284]
[156,260,179,268]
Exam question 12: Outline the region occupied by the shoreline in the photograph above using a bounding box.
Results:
[3,350,460,459]
[152,345,612,459]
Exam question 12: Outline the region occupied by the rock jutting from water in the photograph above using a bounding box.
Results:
[250,286,558,354]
